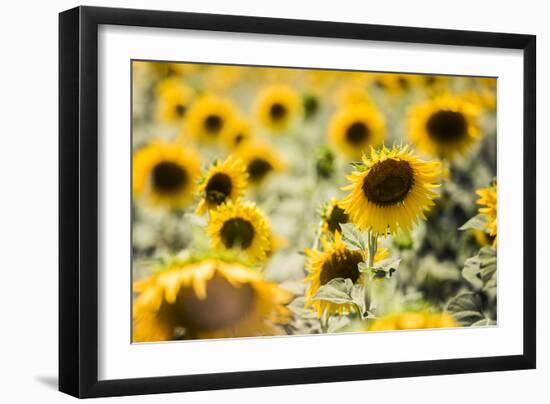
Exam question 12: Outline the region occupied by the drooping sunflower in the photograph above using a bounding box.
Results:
[154,77,195,125]
[304,233,389,317]
[321,198,350,235]
[132,141,201,209]
[208,200,273,262]
[133,258,292,342]
[183,95,237,144]
[328,103,385,159]
[196,157,248,215]
[233,140,285,186]
[221,116,253,149]
[255,84,302,132]
[476,181,497,247]
[367,311,457,331]
[340,145,441,235]
[407,94,481,160]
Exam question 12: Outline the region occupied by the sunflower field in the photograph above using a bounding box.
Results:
[131,61,497,342]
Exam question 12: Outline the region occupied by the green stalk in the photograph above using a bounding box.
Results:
[363,231,378,316]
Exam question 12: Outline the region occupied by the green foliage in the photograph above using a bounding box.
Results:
[445,292,486,326]
[340,223,369,251]
[459,214,488,231]
[462,246,497,295]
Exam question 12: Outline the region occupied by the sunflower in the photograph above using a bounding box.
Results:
[233,140,285,186]
[208,200,273,262]
[368,311,457,331]
[407,94,481,160]
[133,258,292,341]
[476,181,497,247]
[340,145,441,235]
[321,198,350,235]
[133,141,201,209]
[304,233,389,317]
[196,157,248,215]
[328,103,385,159]
[221,116,253,149]
[372,73,420,95]
[183,95,237,144]
[154,77,194,125]
[255,84,302,132]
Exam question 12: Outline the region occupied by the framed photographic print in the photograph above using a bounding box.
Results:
[59,6,536,398]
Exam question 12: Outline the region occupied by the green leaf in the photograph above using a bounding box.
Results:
[459,214,488,231]
[461,246,497,290]
[327,316,351,333]
[287,297,318,319]
[471,318,497,327]
[445,292,485,326]
[351,284,368,318]
[312,278,354,304]
[340,223,368,251]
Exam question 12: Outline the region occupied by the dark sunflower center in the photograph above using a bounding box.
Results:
[326,205,349,233]
[320,250,364,285]
[205,173,233,205]
[175,104,186,117]
[397,76,409,89]
[247,158,273,183]
[362,159,414,206]
[169,274,255,334]
[269,102,287,121]
[204,114,223,134]
[426,110,467,143]
[220,218,255,249]
[234,133,245,145]
[345,121,370,145]
[152,161,187,194]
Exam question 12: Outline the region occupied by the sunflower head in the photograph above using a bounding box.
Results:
[208,200,273,262]
[221,116,253,149]
[304,233,389,317]
[183,95,237,144]
[255,84,302,132]
[372,73,419,95]
[233,140,285,186]
[408,94,481,160]
[133,258,292,341]
[368,311,457,331]
[321,198,350,235]
[340,145,441,235]
[153,78,195,125]
[328,103,385,159]
[196,156,248,215]
[476,181,497,247]
[132,141,201,209]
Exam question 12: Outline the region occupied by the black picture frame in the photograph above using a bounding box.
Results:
[59,5,536,398]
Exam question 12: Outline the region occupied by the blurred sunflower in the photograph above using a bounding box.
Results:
[154,77,194,125]
[368,311,457,331]
[255,84,302,132]
[304,232,389,317]
[221,117,253,149]
[196,156,248,215]
[208,200,273,262]
[321,198,349,235]
[373,73,419,95]
[328,103,385,159]
[407,94,481,160]
[340,145,441,235]
[133,258,292,341]
[133,141,201,209]
[476,181,497,247]
[183,95,237,144]
[233,140,285,186]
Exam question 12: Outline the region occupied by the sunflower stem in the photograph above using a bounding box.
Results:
[363,231,378,315]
